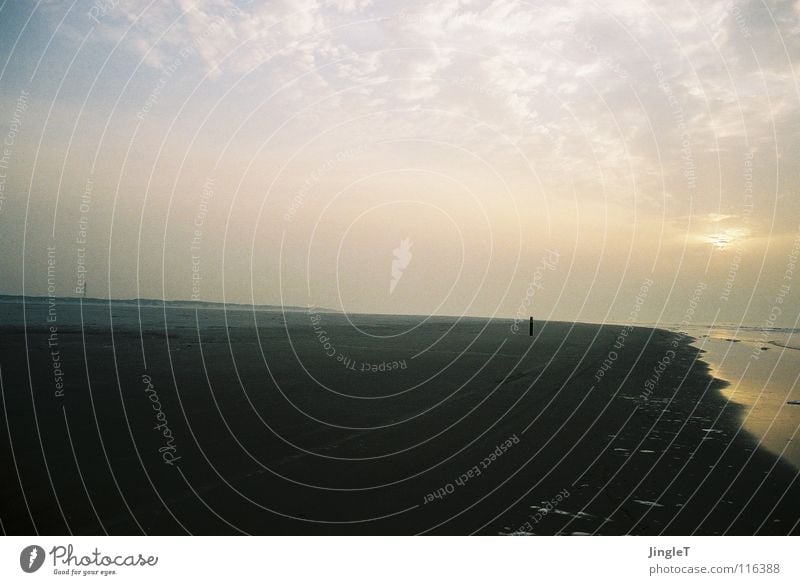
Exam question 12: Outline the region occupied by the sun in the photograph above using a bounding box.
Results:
[705,228,749,250]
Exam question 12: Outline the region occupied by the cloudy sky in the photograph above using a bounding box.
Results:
[0,0,798,327]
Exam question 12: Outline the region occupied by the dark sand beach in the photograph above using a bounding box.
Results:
[1,297,798,535]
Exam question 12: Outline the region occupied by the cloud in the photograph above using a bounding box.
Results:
[38,0,800,224]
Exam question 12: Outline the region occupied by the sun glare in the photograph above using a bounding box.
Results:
[706,228,749,250]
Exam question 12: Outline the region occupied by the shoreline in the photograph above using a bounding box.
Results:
[687,329,800,470]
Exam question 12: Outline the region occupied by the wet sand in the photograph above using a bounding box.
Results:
[685,326,800,469]
[0,297,798,535]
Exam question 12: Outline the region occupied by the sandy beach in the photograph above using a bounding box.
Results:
[0,297,798,535]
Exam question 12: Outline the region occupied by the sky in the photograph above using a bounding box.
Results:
[0,0,798,327]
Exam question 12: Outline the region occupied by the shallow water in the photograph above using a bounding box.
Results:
[664,324,800,469]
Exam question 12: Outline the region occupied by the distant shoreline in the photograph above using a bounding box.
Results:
[0,294,339,314]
